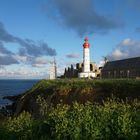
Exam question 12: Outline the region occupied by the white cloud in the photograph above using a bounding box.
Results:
[107,38,140,60]
[34,57,49,65]
[111,49,128,59]
[0,66,49,79]
[32,64,46,68]
[120,38,136,46]
[98,60,105,67]
[14,55,28,63]
[31,57,50,68]
[121,38,131,46]
[14,55,51,68]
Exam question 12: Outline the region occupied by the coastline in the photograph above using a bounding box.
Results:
[0,79,39,118]
[0,94,21,118]
[1,79,140,118]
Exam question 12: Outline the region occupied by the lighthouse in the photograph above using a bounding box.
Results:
[83,37,90,72]
[79,37,95,78]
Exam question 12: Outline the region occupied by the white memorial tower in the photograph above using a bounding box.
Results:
[49,58,57,80]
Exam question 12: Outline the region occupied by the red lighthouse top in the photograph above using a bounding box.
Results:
[83,37,90,48]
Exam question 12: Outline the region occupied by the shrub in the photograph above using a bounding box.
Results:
[1,111,33,140]
[36,96,140,140]
[0,96,140,139]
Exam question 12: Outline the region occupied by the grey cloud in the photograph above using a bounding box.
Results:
[0,41,17,65]
[0,21,57,57]
[0,42,14,55]
[31,57,49,67]
[16,55,50,68]
[46,0,121,36]
[0,65,5,69]
[0,55,19,65]
[0,40,17,65]
[41,42,56,56]
[107,38,140,61]
[0,22,15,42]
[66,53,80,58]
[18,41,56,57]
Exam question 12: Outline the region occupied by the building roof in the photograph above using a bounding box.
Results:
[102,57,140,71]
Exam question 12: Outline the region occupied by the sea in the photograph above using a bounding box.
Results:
[0,79,39,107]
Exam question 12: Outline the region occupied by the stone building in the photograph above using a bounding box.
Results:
[63,65,78,78]
[77,62,100,77]
[101,57,140,79]
[63,62,100,78]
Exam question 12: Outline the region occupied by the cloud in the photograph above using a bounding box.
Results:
[14,54,50,68]
[0,22,15,42]
[0,66,48,79]
[98,60,105,67]
[0,20,57,73]
[46,0,121,36]
[0,41,18,65]
[0,55,19,65]
[0,42,14,55]
[0,21,56,78]
[66,52,80,58]
[14,55,29,63]
[18,39,57,57]
[0,21,56,57]
[0,21,56,70]
[107,38,140,60]
[31,57,50,67]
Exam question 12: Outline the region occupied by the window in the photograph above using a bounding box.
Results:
[114,71,116,78]
[108,71,110,78]
[127,70,130,78]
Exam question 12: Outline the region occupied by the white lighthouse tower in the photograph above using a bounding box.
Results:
[79,37,95,78]
[83,37,90,72]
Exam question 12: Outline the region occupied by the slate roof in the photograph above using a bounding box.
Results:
[102,57,140,71]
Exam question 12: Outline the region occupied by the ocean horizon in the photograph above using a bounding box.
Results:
[0,79,39,107]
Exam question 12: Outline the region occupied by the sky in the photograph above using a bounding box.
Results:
[0,0,140,79]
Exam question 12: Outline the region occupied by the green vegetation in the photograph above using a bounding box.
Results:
[17,79,140,113]
[0,97,140,140]
[0,79,140,139]
[30,79,140,99]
